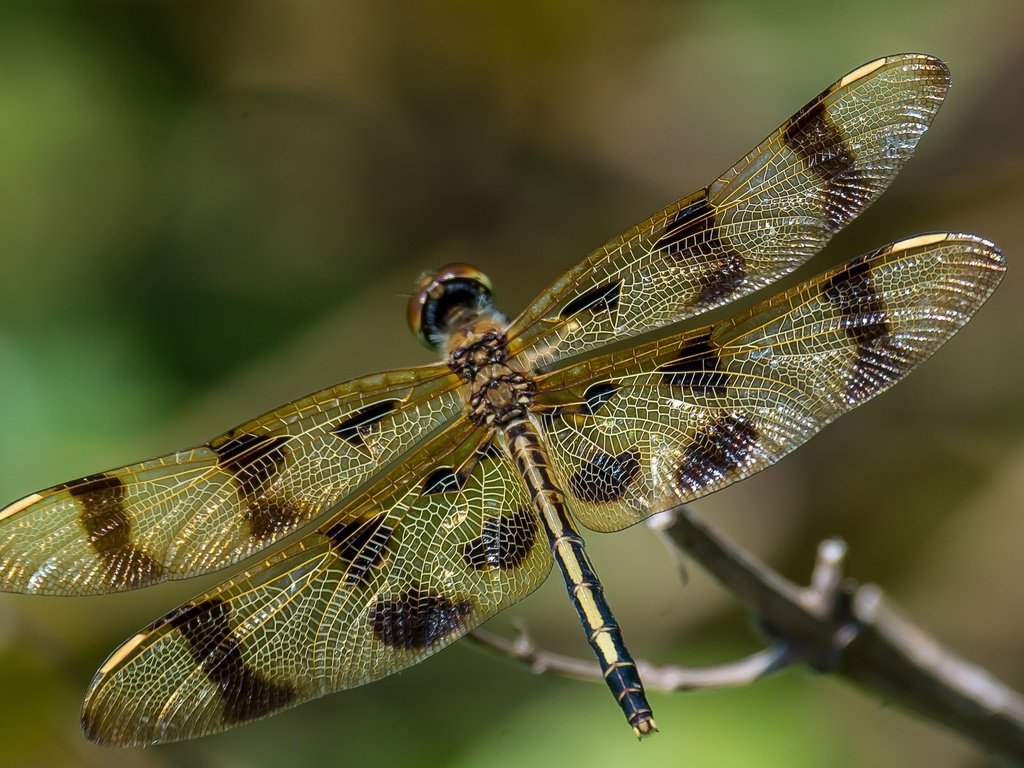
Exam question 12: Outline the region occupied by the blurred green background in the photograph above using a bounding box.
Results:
[1,1,1022,766]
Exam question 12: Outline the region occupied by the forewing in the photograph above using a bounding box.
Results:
[532,234,1004,532]
[508,54,951,371]
[0,365,465,595]
[81,423,552,746]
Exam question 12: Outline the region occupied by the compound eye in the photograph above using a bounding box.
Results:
[407,263,493,350]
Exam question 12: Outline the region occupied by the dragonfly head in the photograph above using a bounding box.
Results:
[408,263,497,352]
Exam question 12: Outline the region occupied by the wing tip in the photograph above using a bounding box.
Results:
[0,493,44,522]
[80,703,122,747]
[838,53,950,90]
[888,232,1007,270]
[81,673,154,748]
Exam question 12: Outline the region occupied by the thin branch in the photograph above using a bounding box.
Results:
[655,505,1024,762]
[468,624,797,691]
[469,504,1024,764]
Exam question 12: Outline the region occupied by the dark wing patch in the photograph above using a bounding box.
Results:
[210,433,289,494]
[675,415,759,495]
[822,255,910,402]
[558,280,622,318]
[506,55,952,374]
[65,474,163,587]
[568,450,642,503]
[420,467,466,495]
[243,498,303,542]
[148,599,295,728]
[461,506,537,571]
[536,380,621,421]
[322,514,394,588]
[653,194,747,305]
[210,433,299,540]
[783,97,867,231]
[583,381,621,414]
[331,400,400,449]
[370,588,473,650]
[657,332,729,397]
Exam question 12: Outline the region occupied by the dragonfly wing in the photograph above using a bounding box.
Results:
[81,423,552,745]
[0,365,464,594]
[531,234,1005,531]
[508,54,951,372]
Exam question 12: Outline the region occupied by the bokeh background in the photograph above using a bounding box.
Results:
[1,1,1022,766]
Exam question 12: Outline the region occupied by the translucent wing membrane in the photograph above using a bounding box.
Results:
[81,423,552,746]
[508,54,951,371]
[532,234,1005,532]
[0,53,1005,747]
[0,366,462,594]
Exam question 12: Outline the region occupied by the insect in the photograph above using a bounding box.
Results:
[0,53,1005,746]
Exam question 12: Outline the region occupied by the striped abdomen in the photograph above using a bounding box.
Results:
[501,416,656,738]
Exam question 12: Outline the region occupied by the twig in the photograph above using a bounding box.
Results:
[657,505,1024,761]
[468,625,796,691]
[468,504,1024,764]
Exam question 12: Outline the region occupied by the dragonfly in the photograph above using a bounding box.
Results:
[0,53,1005,746]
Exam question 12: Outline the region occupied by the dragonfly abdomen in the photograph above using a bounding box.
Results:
[501,416,657,738]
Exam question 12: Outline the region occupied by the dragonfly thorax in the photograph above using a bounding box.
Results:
[445,326,535,426]
[465,361,535,426]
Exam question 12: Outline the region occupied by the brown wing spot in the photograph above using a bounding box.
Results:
[658,332,728,398]
[783,97,868,231]
[461,506,537,571]
[211,433,290,498]
[162,599,213,630]
[823,256,910,402]
[244,499,304,541]
[332,400,400,449]
[538,380,620,421]
[568,450,642,503]
[558,280,622,319]
[582,381,620,414]
[161,598,296,725]
[211,433,299,540]
[654,194,747,306]
[322,514,394,587]
[65,474,163,588]
[420,467,466,495]
[370,587,472,649]
[676,415,759,495]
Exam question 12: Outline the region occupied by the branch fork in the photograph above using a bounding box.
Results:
[468,505,1024,763]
